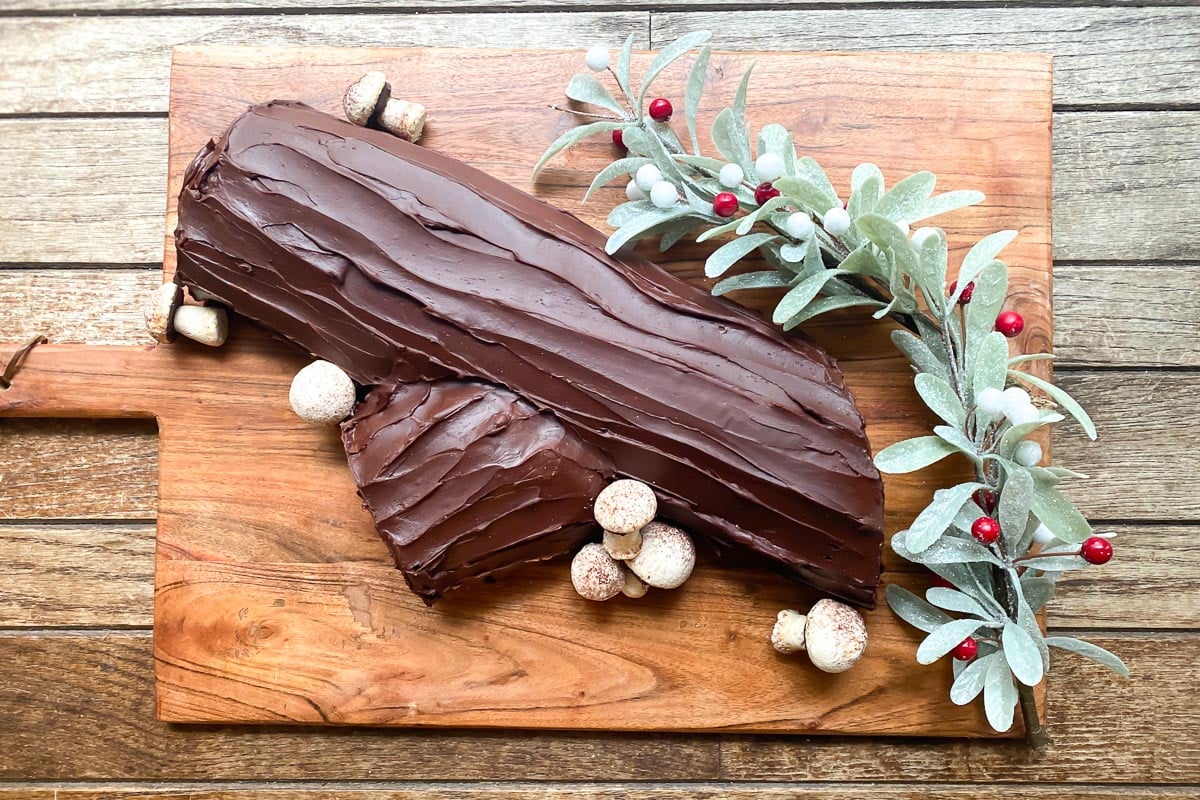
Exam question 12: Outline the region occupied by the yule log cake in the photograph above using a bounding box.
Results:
[173,101,886,607]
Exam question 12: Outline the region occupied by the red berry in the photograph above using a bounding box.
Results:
[951,637,979,661]
[648,98,674,122]
[712,192,739,218]
[1081,536,1114,565]
[995,310,1025,338]
[931,575,955,590]
[612,129,625,151]
[972,489,997,513]
[754,181,780,205]
[949,280,976,304]
[971,516,1001,545]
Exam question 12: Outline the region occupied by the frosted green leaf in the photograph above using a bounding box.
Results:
[608,200,652,227]
[984,657,1017,732]
[996,412,1063,459]
[615,33,636,106]
[673,154,725,172]
[934,425,979,463]
[915,373,965,427]
[998,466,1034,550]
[958,230,1018,288]
[910,189,986,223]
[914,227,948,309]
[874,435,957,474]
[1045,636,1130,678]
[963,260,1008,354]
[638,30,712,108]
[927,587,990,618]
[1003,621,1045,687]
[534,120,623,176]
[917,618,987,665]
[566,72,626,116]
[781,295,885,330]
[583,156,651,201]
[874,171,935,222]
[1011,573,1050,670]
[733,63,755,137]
[886,584,953,634]
[854,213,919,277]
[660,218,702,251]
[621,126,685,183]
[705,233,778,278]
[771,268,849,325]
[711,107,754,174]
[771,177,833,216]
[892,329,950,381]
[849,164,883,218]
[779,240,809,263]
[892,530,1003,567]
[906,481,985,552]
[605,206,696,254]
[1008,369,1098,440]
[1030,474,1092,543]
[712,270,792,297]
[736,195,790,235]
[971,330,1010,400]
[796,156,839,209]
[684,45,711,155]
[1009,353,1055,367]
[1020,576,1056,613]
[950,652,999,705]
[696,217,744,243]
[838,244,885,279]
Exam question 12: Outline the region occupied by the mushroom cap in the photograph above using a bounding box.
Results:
[602,527,643,561]
[570,543,625,601]
[288,360,357,425]
[172,304,228,347]
[803,598,868,673]
[343,70,388,126]
[621,571,649,599]
[143,283,181,344]
[770,609,807,654]
[628,521,695,589]
[593,479,657,534]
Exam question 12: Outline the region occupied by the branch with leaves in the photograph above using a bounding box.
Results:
[537,32,1128,744]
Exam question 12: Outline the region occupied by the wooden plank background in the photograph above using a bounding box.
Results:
[0,0,1196,795]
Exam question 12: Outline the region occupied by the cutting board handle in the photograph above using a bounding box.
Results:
[0,343,167,419]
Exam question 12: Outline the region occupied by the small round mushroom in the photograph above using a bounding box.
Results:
[621,571,649,599]
[172,304,228,347]
[770,598,868,673]
[288,360,357,425]
[143,283,181,344]
[377,97,427,143]
[343,70,387,126]
[594,479,656,534]
[602,527,642,561]
[571,542,625,602]
[629,521,694,589]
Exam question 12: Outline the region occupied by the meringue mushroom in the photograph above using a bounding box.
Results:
[621,571,649,599]
[594,479,657,534]
[343,70,387,126]
[172,304,228,347]
[628,521,694,589]
[143,283,181,344]
[570,543,625,601]
[288,360,357,425]
[602,527,642,560]
[770,598,869,673]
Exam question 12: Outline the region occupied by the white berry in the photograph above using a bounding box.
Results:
[1003,387,1031,408]
[755,153,784,182]
[1032,523,1056,545]
[785,212,815,240]
[976,387,1007,418]
[897,219,911,234]
[585,46,610,72]
[626,179,647,202]
[1014,440,1043,467]
[635,164,663,192]
[289,360,357,425]
[911,226,938,248]
[823,206,851,236]
[719,163,745,188]
[1007,402,1041,427]
[649,180,679,209]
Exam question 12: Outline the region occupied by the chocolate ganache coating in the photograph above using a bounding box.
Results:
[174,101,885,607]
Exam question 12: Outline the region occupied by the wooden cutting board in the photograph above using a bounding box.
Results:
[0,45,1052,735]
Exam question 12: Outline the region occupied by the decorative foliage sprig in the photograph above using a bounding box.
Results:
[538,32,1128,744]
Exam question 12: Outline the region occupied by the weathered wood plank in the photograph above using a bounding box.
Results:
[5,265,1195,366]
[0,632,1189,782]
[0,420,157,520]
[0,270,158,345]
[653,8,1200,107]
[720,632,1198,782]
[0,523,153,626]
[0,14,648,115]
[1,112,1193,264]
[0,633,719,781]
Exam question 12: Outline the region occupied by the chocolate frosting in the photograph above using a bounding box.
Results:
[343,380,614,602]
[174,101,885,606]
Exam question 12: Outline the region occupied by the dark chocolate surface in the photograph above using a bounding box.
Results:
[174,101,885,606]
[343,380,614,602]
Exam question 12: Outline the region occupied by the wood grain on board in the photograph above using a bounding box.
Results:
[0,46,1057,734]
